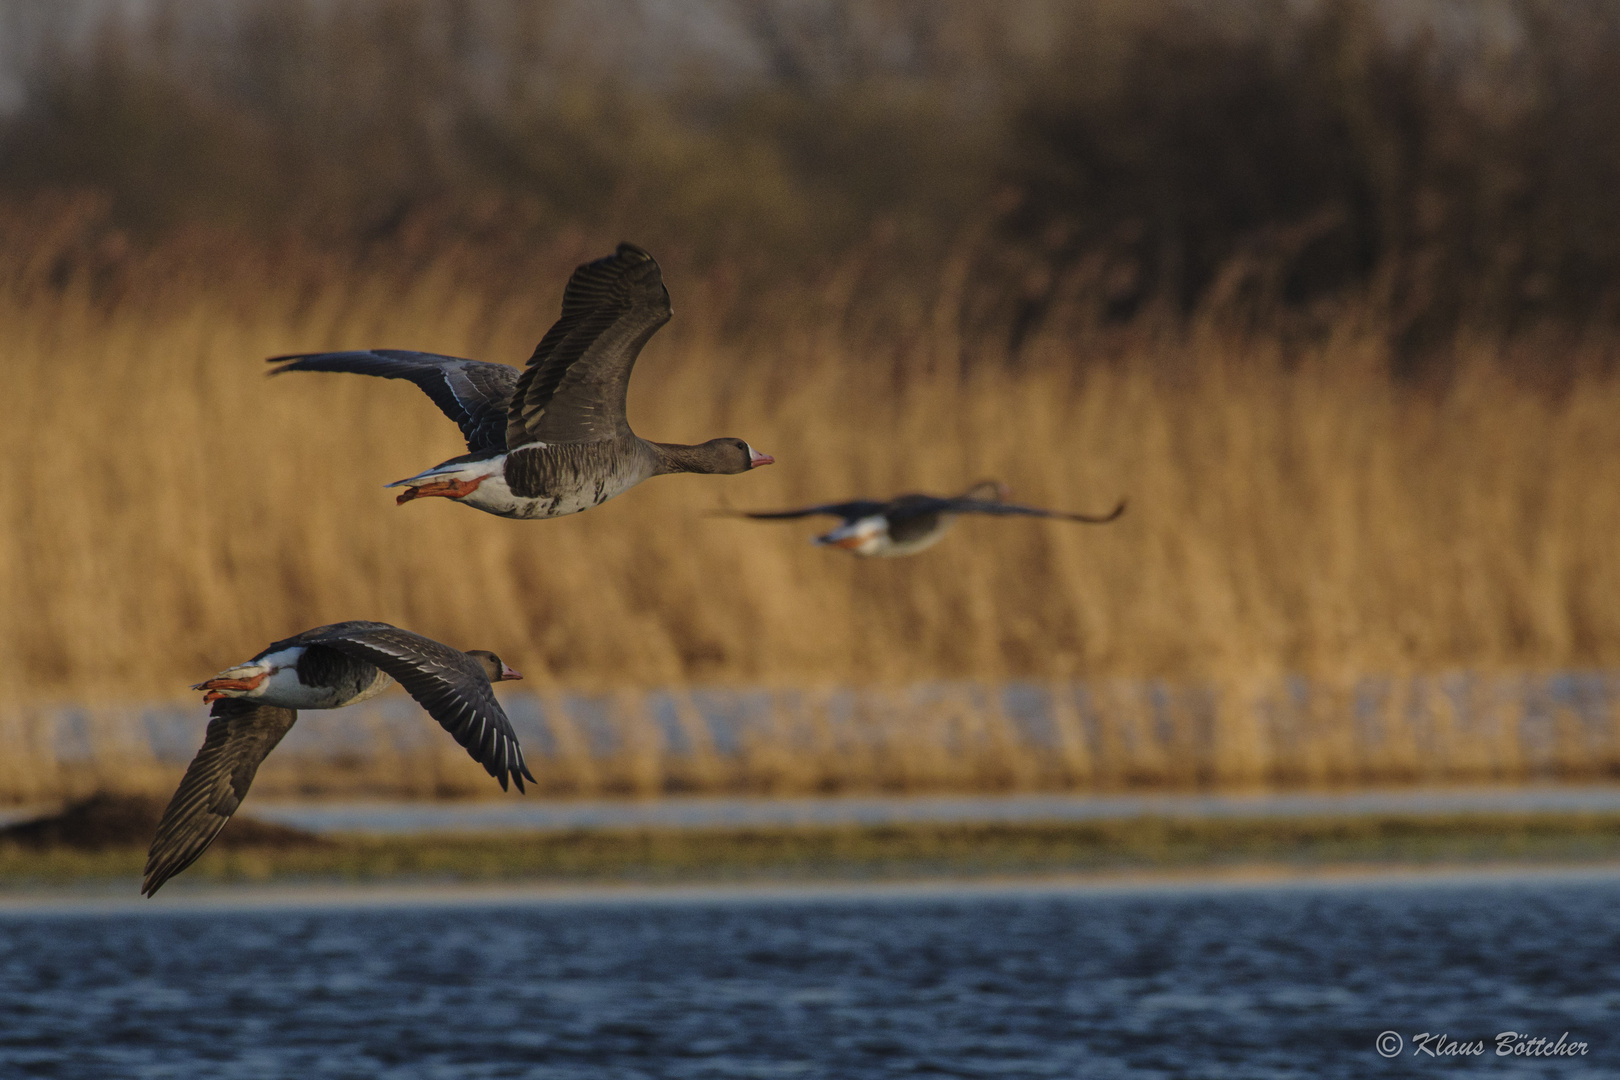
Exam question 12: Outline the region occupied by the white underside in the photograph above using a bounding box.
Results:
[390,450,647,520]
[815,516,951,557]
[205,646,394,709]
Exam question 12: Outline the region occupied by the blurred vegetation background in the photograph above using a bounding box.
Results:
[6,0,1620,739]
[11,0,1620,359]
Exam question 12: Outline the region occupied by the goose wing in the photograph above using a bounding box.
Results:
[143,700,298,897]
[262,619,400,652]
[505,243,673,447]
[927,497,1127,524]
[718,500,891,523]
[305,624,534,792]
[269,350,519,455]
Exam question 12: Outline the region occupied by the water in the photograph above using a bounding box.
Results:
[0,872,1615,1078]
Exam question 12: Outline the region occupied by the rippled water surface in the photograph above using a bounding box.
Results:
[1,875,1615,1079]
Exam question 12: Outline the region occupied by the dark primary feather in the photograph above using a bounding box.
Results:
[305,624,534,792]
[726,495,1126,525]
[729,500,891,522]
[506,243,673,447]
[143,700,297,897]
[924,497,1127,524]
[268,350,519,455]
[256,619,397,659]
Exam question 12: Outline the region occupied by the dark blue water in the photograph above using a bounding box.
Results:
[0,875,1614,1079]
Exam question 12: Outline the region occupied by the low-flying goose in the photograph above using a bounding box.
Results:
[721,481,1126,557]
[143,621,530,896]
[269,243,773,519]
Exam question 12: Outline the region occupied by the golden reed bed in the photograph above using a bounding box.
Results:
[3,674,1618,804]
[5,213,1620,799]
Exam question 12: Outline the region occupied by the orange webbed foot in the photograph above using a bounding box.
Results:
[396,476,487,505]
[193,673,267,702]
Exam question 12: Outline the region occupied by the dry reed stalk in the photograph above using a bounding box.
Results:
[805,688,885,793]
[1476,676,1531,783]
[868,688,944,791]
[1207,676,1271,788]
[596,690,667,797]
[972,687,1046,791]
[8,233,1620,800]
[0,706,69,803]
[530,693,603,797]
[1046,682,1095,787]
[8,670,1620,805]
[1159,685,1217,788]
[661,691,727,794]
[949,688,1016,791]
[861,689,938,792]
[1293,679,1364,787]
[1600,692,1620,779]
[1425,676,1504,783]
[11,282,1620,701]
[1353,676,1424,784]
[1092,680,1175,789]
[1549,705,1596,781]
[731,705,801,796]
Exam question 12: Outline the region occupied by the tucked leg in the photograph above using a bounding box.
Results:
[396,476,488,504]
[194,673,267,702]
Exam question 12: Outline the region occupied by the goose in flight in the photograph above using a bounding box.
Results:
[269,244,772,519]
[720,481,1125,557]
[143,621,529,896]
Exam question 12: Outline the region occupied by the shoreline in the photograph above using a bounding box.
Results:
[11,781,1620,833]
[8,809,1620,901]
[5,859,1620,915]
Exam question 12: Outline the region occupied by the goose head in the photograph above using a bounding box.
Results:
[467,650,523,683]
[693,438,775,474]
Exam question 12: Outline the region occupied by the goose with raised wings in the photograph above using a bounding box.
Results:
[269,244,772,519]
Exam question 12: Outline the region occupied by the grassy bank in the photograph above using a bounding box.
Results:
[8,813,1620,892]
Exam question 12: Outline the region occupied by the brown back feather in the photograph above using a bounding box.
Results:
[505,244,673,447]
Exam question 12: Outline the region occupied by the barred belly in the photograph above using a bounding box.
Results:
[497,441,648,519]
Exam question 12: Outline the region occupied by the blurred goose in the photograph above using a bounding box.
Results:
[143,621,530,896]
[269,243,772,519]
[722,481,1125,557]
